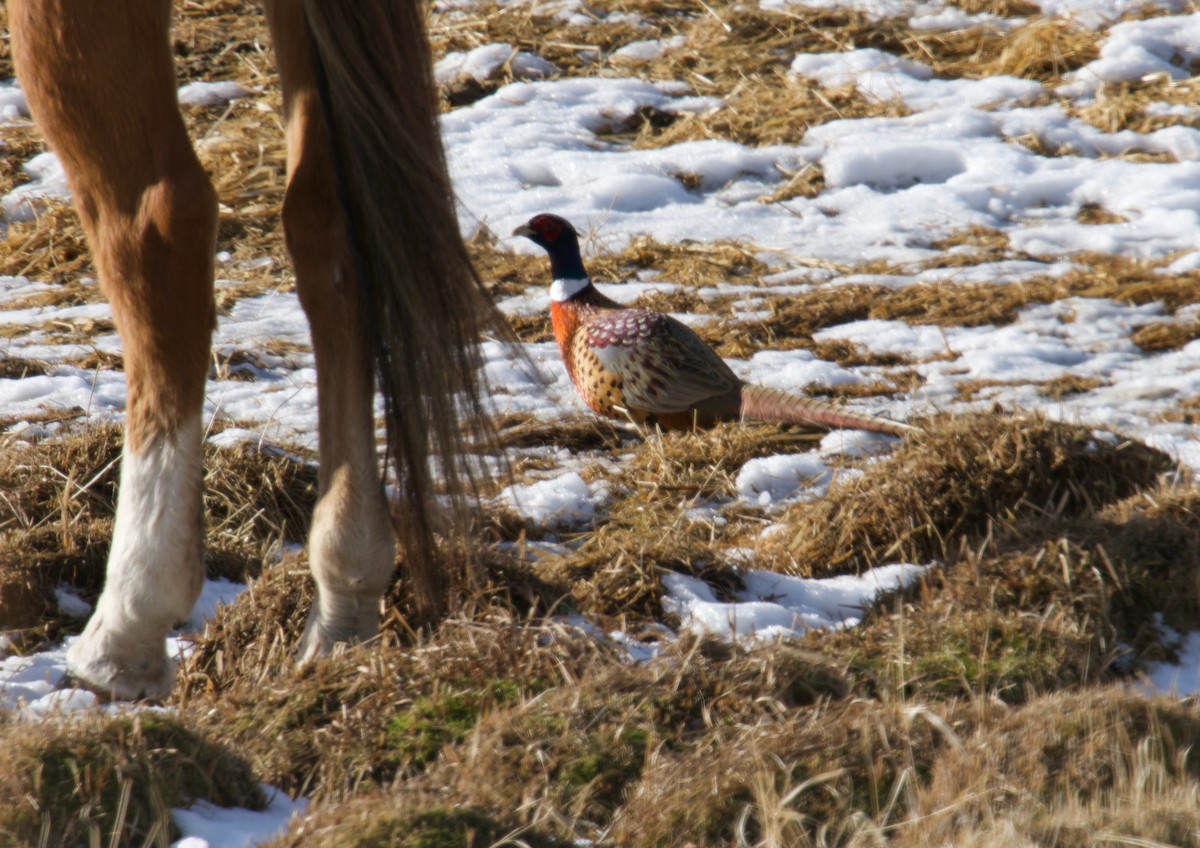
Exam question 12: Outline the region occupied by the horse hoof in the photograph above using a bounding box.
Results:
[65,637,175,702]
[295,600,380,664]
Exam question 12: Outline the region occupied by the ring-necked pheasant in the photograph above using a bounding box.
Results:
[514,213,917,437]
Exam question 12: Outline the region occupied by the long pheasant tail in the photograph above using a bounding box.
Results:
[303,0,508,621]
[739,384,918,437]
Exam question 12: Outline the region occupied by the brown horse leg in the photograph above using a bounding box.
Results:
[10,0,216,698]
[263,1,396,659]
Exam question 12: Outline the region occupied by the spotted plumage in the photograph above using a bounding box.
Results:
[514,213,918,436]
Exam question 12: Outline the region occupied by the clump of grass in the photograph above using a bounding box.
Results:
[0,712,262,848]
[611,685,1200,847]
[528,425,826,621]
[823,552,1103,703]
[708,272,1091,361]
[1131,319,1200,352]
[1076,202,1127,225]
[1037,373,1108,399]
[179,609,619,801]
[1071,75,1200,137]
[973,16,1101,80]
[711,283,885,358]
[0,424,123,536]
[623,424,824,500]
[610,697,948,846]
[1085,484,1200,644]
[0,202,94,284]
[0,123,46,196]
[0,424,317,651]
[805,469,1200,704]
[381,678,554,781]
[813,372,926,400]
[0,425,122,646]
[491,413,626,454]
[441,638,854,843]
[171,0,276,87]
[263,802,572,848]
[1050,252,1200,309]
[462,691,654,821]
[945,0,1040,15]
[903,689,1200,848]
[585,232,770,289]
[201,438,318,580]
[638,76,910,150]
[768,411,1173,576]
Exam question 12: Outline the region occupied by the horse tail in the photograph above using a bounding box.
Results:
[301,1,501,621]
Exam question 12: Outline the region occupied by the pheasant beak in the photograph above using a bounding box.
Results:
[512,223,535,239]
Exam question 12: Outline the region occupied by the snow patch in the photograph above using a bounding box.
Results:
[436,43,558,84]
[736,453,834,505]
[2,152,71,221]
[172,785,307,848]
[177,80,252,108]
[663,563,931,644]
[499,471,608,526]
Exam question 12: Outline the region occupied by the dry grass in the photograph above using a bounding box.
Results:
[489,228,1200,371]
[5,1,1200,846]
[2,402,1197,842]
[0,124,50,197]
[763,412,1173,575]
[1072,75,1200,136]
[1132,318,1200,353]
[0,425,316,651]
[1038,373,1109,399]
[0,203,96,285]
[0,711,263,847]
[902,689,1200,847]
[0,714,262,844]
[706,251,1200,362]
[262,797,572,848]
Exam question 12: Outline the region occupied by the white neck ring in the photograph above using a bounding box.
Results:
[550,277,590,302]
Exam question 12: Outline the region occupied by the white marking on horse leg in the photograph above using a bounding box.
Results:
[297,462,395,661]
[66,416,204,700]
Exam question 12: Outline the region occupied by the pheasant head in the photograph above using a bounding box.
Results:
[513,213,589,291]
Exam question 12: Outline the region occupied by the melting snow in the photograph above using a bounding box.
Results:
[171,787,306,848]
[5,5,1200,842]
[176,81,252,108]
[1141,631,1200,695]
[663,563,930,643]
[499,471,608,526]
[435,42,558,84]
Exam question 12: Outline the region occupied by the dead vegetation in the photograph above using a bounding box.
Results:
[5,0,1200,846]
[0,424,315,652]
[488,222,1200,362]
[1132,318,1200,352]
[0,711,263,848]
[0,398,1193,846]
[764,413,1174,575]
[9,408,1199,846]
[1072,75,1200,136]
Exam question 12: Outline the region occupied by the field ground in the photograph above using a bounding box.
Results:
[3,0,1200,846]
